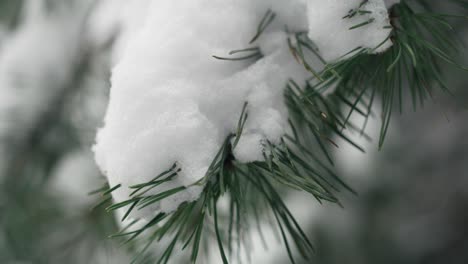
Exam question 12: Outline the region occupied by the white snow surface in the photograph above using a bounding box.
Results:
[94,0,395,215]
[307,0,394,62]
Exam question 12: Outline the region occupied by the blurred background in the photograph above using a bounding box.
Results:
[0,0,467,263]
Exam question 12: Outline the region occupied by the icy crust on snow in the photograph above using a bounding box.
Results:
[94,0,395,215]
[307,0,394,62]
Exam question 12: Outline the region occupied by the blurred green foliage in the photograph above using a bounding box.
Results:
[0,0,22,29]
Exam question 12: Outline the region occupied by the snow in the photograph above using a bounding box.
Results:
[94,0,396,216]
[307,0,394,62]
[232,134,265,164]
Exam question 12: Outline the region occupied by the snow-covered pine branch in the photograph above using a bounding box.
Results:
[94,0,397,216]
[89,0,468,263]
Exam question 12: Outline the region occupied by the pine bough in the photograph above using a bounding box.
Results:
[91,1,468,263]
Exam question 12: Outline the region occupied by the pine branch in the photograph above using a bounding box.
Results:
[94,100,354,263]
[94,1,468,263]
[304,0,468,148]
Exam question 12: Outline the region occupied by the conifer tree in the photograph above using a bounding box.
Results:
[0,1,467,263]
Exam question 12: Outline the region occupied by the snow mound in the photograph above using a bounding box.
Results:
[94,0,395,216]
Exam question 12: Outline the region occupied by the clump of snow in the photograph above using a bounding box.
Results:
[307,0,394,62]
[232,133,265,163]
[94,0,396,216]
[94,0,309,216]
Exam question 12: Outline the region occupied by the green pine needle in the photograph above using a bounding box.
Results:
[303,0,468,148]
[93,1,468,263]
[94,100,352,263]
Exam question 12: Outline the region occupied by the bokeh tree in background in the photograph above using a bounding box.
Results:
[0,1,467,264]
